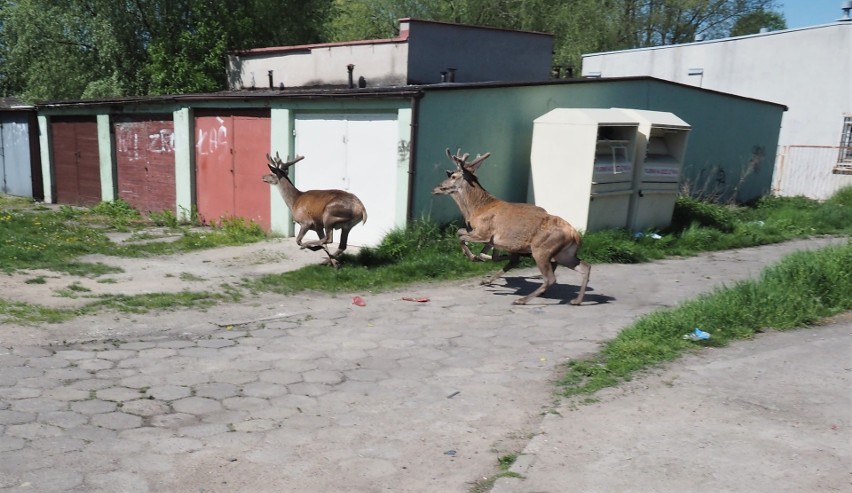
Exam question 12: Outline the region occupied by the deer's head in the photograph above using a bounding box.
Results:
[432,148,491,196]
[262,152,305,185]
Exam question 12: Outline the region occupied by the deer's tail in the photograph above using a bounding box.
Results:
[359,202,368,226]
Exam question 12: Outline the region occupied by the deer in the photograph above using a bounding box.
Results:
[262,152,367,268]
[432,148,591,305]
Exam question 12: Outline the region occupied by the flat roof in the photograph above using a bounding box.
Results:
[33,76,787,112]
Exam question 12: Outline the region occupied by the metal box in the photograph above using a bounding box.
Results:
[530,108,639,232]
[616,108,690,232]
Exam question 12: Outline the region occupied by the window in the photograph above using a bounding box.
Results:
[834,116,852,174]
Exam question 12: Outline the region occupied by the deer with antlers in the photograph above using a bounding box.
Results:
[263,152,367,267]
[432,148,591,305]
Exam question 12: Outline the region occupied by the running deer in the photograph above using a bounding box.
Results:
[263,153,367,267]
[432,148,591,305]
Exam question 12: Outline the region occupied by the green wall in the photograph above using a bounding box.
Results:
[413,79,784,224]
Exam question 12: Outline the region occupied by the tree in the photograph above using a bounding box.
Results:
[0,0,335,101]
[326,0,784,71]
[730,9,786,36]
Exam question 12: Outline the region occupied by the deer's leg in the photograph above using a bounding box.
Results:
[331,227,351,258]
[299,227,329,251]
[514,250,557,305]
[554,244,591,305]
[482,253,521,286]
[456,228,481,261]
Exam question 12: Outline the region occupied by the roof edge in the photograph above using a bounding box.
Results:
[583,22,850,58]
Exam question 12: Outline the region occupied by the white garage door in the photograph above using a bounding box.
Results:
[294,113,399,247]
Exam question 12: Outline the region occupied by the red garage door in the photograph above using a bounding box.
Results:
[51,116,101,206]
[195,111,271,229]
[114,116,176,214]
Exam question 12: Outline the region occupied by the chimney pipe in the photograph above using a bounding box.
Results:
[447,68,457,82]
[840,1,852,21]
[440,71,448,83]
[268,70,273,89]
[347,64,355,88]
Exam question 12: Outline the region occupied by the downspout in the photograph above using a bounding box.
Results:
[406,91,425,220]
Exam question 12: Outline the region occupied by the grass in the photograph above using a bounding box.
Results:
[244,219,500,295]
[469,453,523,493]
[0,196,264,322]
[1,187,850,324]
[0,197,266,275]
[248,188,852,294]
[558,241,851,397]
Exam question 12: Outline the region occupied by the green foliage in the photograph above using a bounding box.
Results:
[580,188,852,264]
[559,242,852,396]
[145,21,228,95]
[0,0,335,100]
[730,9,786,36]
[671,196,736,233]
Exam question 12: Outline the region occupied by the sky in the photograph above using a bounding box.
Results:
[780,0,848,28]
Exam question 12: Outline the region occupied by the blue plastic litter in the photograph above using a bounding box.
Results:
[684,327,711,341]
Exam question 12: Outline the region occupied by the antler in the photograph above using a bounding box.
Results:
[445,148,491,171]
[266,152,305,172]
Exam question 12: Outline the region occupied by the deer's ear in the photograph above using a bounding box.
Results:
[445,170,454,177]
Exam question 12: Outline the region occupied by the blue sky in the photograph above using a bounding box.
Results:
[780,0,846,28]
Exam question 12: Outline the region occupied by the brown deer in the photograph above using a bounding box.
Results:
[263,152,367,267]
[432,148,591,305]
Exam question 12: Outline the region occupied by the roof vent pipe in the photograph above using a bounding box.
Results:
[268,70,274,89]
[694,33,705,42]
[447,67,456,82]
[840,1,852,21]
[440,71,448,83]
[347,64,355,89]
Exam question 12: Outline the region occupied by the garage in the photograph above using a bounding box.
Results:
[195,110,271,229]
[294,113,399,247]
[50,116,101,206]
[114,115,176,214]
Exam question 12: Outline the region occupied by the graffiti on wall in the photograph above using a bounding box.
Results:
[196,117,229,156]
[116,124,175,161]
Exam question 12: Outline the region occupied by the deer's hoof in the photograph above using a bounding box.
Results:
[569,298,583,306]
[512,298,528,305]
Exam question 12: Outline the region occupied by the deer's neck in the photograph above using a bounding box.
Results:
[276,176,303,210]
[455,181,497,219]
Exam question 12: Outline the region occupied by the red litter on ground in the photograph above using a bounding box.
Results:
[401,297,430,302]
[352,296,366,307]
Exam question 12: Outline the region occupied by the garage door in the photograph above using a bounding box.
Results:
[195,111,271,229]
[1,113,34,197]
[294,113,398,247]
[51,116,101,206]
[114,116,176,214]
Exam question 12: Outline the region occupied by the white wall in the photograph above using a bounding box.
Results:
[582,23,852,199]
[229,41,409,90]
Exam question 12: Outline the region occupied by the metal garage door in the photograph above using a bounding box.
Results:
[195,111,271,229]
[294,113,398,247]
[51,116,101,206]
[1,113,34,197]
[114,116,176,214]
